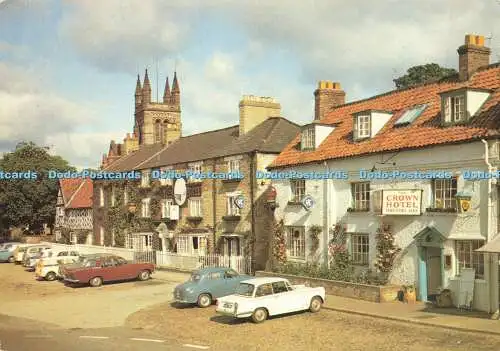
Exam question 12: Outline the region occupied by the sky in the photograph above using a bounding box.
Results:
[0,0,499,169]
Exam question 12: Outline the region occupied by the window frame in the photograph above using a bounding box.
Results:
[351,182,370,211]
[301,127,315,150]
[188,197,202,217]
[356,114,371,138]
[286,226,306,260]
[141,198,151,218]
[456,240,484,279]
[432,178,457,209]
[350,233,369,266]
[141,170,151,188]
[290,179,306,203]
[227,159,240,173]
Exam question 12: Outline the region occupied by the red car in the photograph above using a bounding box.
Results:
[60,253,155,287]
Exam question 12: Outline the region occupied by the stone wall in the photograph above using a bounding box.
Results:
[255,271,402,303]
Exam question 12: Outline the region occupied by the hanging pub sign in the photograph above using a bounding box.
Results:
[301,195,315,211]
[455,191,472,213]
[381,189,423,215]
[234,195,245,209]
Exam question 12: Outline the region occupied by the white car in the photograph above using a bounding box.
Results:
[34,249,80,281]
[215,277,326,323]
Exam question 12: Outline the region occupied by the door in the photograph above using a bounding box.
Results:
[426,247,442,296]
[271,281,301,314]
[254,283,276,315]
[223,269,240,293]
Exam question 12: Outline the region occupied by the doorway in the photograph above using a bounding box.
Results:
[426,247,442,296]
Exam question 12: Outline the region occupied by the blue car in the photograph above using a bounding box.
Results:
[173,267,252,308]
[0,243,21,263]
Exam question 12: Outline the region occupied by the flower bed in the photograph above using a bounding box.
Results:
[256,271,401,303]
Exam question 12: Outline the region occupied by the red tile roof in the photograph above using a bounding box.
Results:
[59,178,93,209]
[270,64,500,168]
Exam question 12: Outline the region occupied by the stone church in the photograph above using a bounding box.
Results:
[101,70,182,168]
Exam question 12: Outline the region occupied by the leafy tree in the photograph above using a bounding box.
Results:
[0,141,75,232]
[393,63,457,89]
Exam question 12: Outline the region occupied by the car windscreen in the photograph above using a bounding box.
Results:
[235,283,255,296]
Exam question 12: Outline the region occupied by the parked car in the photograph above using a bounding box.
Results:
[35,250,81,281]
[0,243,21,263]
[59,254,155,287]
[215,277,326,323]
[22,244,52,268]
[173,267,252,308]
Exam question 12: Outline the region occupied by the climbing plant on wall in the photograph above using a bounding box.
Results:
[272,219,287,265]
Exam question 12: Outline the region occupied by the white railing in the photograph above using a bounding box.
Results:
[155,251,252,274]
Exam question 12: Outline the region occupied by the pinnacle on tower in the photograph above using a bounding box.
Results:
[163,76,171,103]
[172,71,180,93]
[135,74,142,106]
[142,69,151,103]
[171,71,180,105]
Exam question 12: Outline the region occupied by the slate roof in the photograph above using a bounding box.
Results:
[59,178,93,209]
[103,117,300,172]
[270,64,500,169]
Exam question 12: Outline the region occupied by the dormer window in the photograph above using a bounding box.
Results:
[353,110,392,141]
[301,127,315,150]
[440,88,491,126]
[444,95,465,123]
[356,115,371,138]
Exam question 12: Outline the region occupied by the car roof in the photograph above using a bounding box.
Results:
[240,277,288,285]
[195,267,234,275]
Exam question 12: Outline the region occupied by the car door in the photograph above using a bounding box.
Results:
[254,283,276,314]
[271,281,302,314]
[223,269,241,295]
[98,257,116,281]
[206,271,225,297]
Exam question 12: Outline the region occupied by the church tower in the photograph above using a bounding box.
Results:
[134,69,182,146]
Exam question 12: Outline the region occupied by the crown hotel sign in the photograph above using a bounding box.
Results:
[381,189,423,215]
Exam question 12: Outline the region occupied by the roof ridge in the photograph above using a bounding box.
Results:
[179,124,239,140]
[65,179,86,208]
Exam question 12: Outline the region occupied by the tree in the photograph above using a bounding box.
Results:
[0,142,76,232]
[393,63,457,89]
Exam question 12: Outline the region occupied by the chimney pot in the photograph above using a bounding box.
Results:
[458,34,490,81]
[314,81,345,121]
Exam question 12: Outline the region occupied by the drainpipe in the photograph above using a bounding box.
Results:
[481,139,493,242]
[481,139,497,315]
[323,161,330,266]
[249,152,256,272]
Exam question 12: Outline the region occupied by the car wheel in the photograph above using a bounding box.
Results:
[45,272,57,281]
[7,256,14,263]
[137,270,150,281]
[251,308,268,323]
[309,296,323,313]
[197,293,212,308]
[89,276,103,287]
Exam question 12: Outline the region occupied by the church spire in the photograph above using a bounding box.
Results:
[163,76,171,103]
[142,69,151,104]
[135,74,142,107]
[171,71,180,105]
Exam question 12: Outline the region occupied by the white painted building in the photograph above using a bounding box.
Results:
[268,34,500,312]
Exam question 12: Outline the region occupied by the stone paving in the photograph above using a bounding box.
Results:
[323,294,500,335]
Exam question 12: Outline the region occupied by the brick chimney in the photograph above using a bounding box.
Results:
[314,81,345,121]
[457,34,491,81]
[239,95,281,136]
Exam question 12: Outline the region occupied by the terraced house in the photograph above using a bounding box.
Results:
[269,34,500,312]
[93,71,300,270]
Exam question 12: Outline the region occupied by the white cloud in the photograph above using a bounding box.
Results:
[0,60,117,168]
